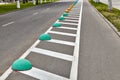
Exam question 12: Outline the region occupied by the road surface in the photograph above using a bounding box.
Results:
[0,0,120,80]
[78,0,120,80]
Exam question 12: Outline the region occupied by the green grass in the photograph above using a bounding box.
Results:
[0,0,58,14]
[89,0,120,31]
[0,2,34,14]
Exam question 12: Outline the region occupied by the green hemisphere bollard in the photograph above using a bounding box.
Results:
[63,12,68,17]
[52,22,61,27]
[12,59,32,71]
[73,1,77,5]
[39,34,51,41]
[58,16,65,21]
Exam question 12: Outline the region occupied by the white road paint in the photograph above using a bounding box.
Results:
[47,39,76,46]
[49,31,77,37]
[64,17,79,20]
[67,15,79,18]
[20,40,40,59]
[20,67,69,80]
[0,67,12,80]
[60,22,78,26]
[64,19,79,23]
[31,48,74,61]
[2,21,14,27]
[46,8,50,10]
[33,12,38,15]
[69,12,80,14]
[57,26,77,30]
[68,14,80,16]
[70,0,83,80]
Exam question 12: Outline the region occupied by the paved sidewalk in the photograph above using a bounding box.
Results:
[78,0,120,80]
[100,0,120,10]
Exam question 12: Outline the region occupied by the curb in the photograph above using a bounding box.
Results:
[89,2,120,37]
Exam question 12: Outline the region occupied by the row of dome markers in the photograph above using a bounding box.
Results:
[11,1,78,71]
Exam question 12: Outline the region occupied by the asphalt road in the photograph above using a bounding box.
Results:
[0,1,73,76]
[1,0,120,80]
[78,0,120,80]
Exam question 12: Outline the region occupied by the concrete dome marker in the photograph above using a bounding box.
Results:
[73,1,78,5]
[39,34,51,41]
[65,9,70,13]
[52,22,61,27]
[12,59,32,71]
[63,12,68,17]
[58,16,65,21]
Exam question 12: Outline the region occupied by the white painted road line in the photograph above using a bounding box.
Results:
[68,16,79,18]
[70,0,83,80]
[0,67,12,80]
[33,12,38,15]
[20,67,69,80]
[2,21,14,27]
[49,31,76,37]
[60,22,78,26]
[57,27,77,30]
[64,19,78,23]
[64,17,79,20]
[47,39,76,46]
[69,12,80,14]
[20,40,40,59]
[31,48,74,61]
[69,13,80,15]
[46,8,50,10]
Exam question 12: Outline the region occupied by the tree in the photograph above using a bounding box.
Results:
[108,0,112,11]
[16,0,20,8]
[36,0,38,5]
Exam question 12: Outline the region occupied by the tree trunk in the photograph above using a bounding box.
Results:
[23,0,26,4]
[108,0,112,11]
[16,0,20,8]
[36,0,38,5]
[94,0,100,3]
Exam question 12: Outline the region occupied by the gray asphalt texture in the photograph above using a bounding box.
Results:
[78,0,120,80]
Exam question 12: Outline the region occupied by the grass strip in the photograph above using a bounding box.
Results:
[0,0,58,14]
[89,0,120,31]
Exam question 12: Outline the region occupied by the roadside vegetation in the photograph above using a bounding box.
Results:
[0,0,58,14]
[89,0,120,31]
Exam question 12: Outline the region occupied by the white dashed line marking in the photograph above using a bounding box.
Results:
[33,12,38,15]
[2,21,14,27]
